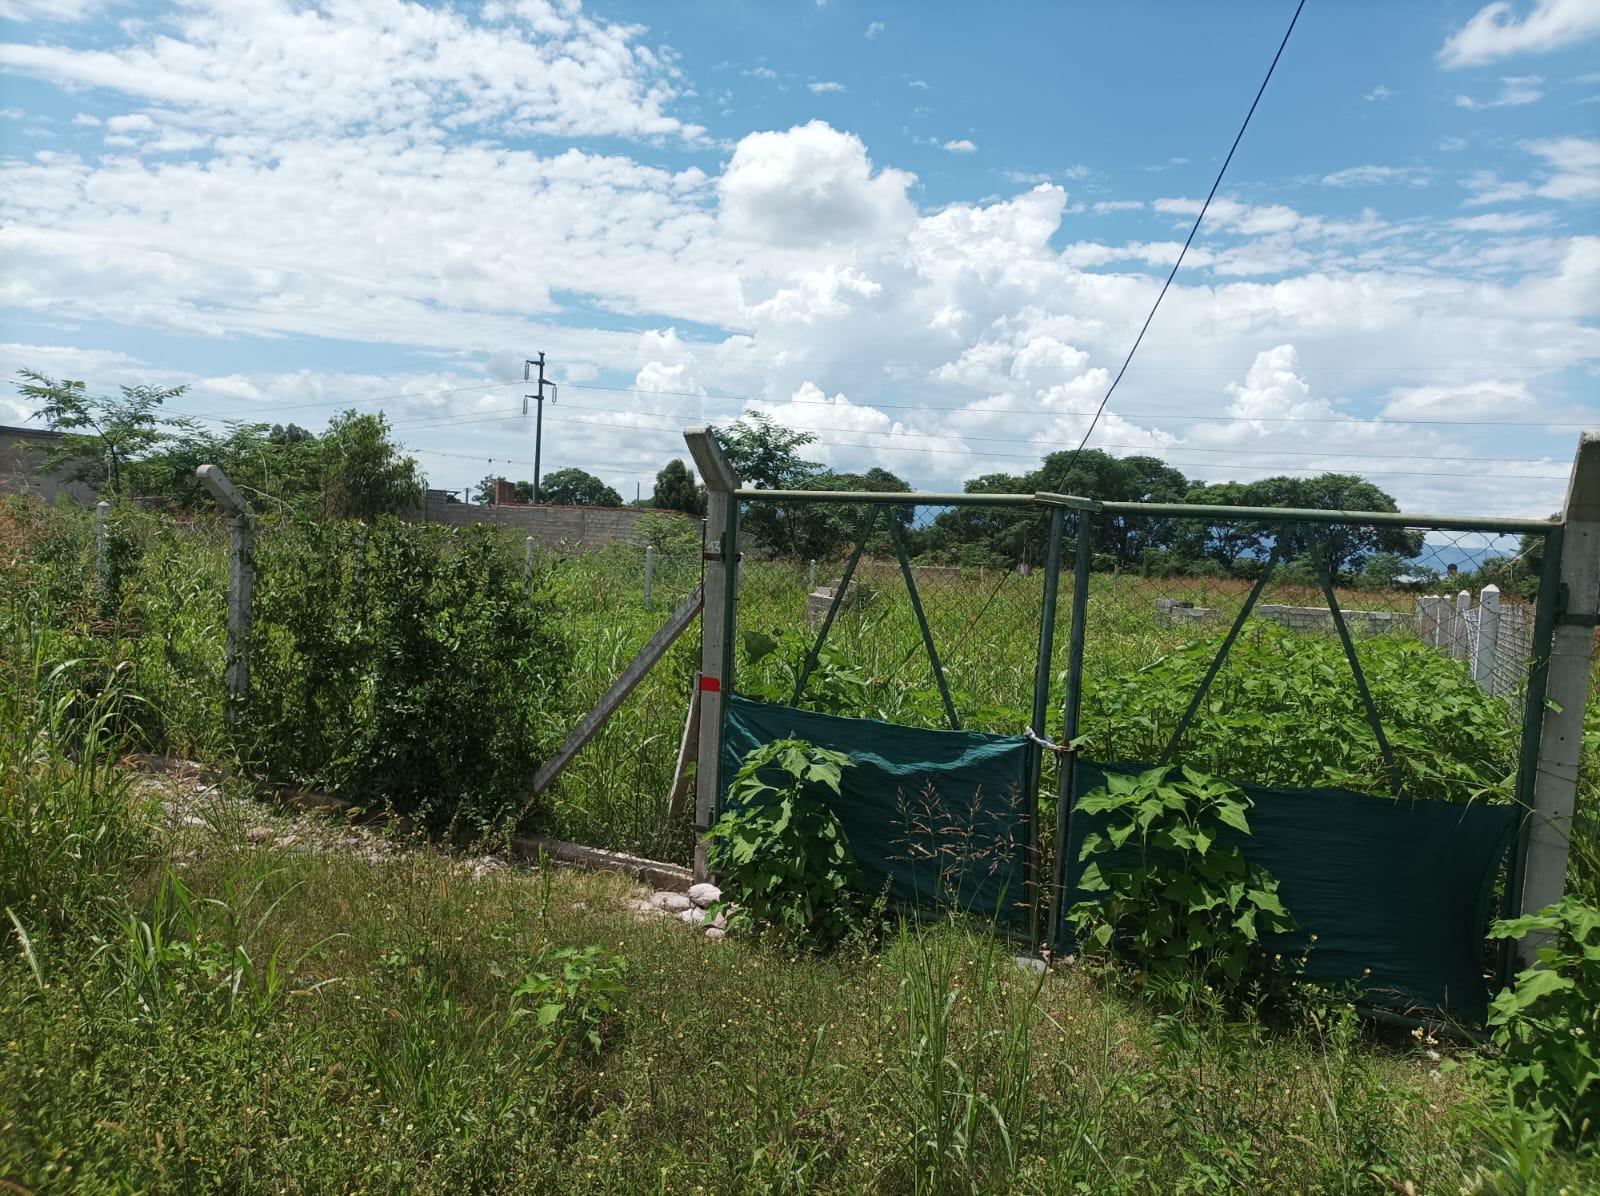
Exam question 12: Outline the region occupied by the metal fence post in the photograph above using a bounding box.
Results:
[1516,430,1599,966]
[195,465,255,724]
[644,544,656,611]
[1047,508,1097,951]
[1024,506,1065,939]
[684,429,739,882]
[1473,584,1500,692]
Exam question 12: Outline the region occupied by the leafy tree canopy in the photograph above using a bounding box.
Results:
[651,458,704,515]
[539,467,622,507]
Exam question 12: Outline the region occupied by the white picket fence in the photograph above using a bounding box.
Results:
[1415,585,1532,699]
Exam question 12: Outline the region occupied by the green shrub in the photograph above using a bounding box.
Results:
[1079,620,1517,802]
[706,738,866,948]
[1485,896,1600,1151]
[243,517,570,829]
[1068,765,1294,999]
[509,944,629,1061]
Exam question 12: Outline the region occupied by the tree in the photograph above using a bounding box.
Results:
[539,467,622,507]
[317,410,423,521]
[787,466,913,559]
[714,413,822,490]
[19,369,191,497]
[652,458,704,515]
[1234,474,1423,580]
[713,413,825,553]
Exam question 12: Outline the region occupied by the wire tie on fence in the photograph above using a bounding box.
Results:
[1024,727,1073,756]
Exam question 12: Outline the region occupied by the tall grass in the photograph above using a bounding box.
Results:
[0,603,149,934]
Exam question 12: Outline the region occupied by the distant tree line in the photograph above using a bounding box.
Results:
[699,413,1426,581]
[18,370,422,520]
[16,369,1445,581]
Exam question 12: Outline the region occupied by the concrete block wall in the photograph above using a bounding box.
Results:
[418,490,700,549]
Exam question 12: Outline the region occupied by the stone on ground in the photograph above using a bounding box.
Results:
[687,882,721,908]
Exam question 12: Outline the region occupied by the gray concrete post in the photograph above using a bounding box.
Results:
[195,465,255,723]
[1519,430,1600,962]
[683,429,739,882]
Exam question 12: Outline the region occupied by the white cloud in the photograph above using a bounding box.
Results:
[718,121,916,247]
[746,66,777,80]
[942,138,976,154]
[1524,135,1600,200]
[1382,378,1535,418]
[0,5,1593,518]
[908,79,928,89]
[808,80,846,94]
[865,20,884,38]
[1462,169,1536,205]
[0,0,705,144]
[1365,84,1394,101]
[1441,0,1600,67]
[1450,210,1555,232]
[1439,136,1468,151]
[1321,164,1430,188]
[1092,200,1145,213]
[1455,74,1544,108]
[0,0,110,20]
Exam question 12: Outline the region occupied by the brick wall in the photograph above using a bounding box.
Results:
[418,490,700,548]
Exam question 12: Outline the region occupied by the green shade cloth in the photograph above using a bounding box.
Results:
[1058,760,1519,1024]
[722,695,1031,922]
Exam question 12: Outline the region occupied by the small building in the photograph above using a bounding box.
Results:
[0,424,98,505]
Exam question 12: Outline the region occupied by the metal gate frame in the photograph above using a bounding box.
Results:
[685,426,1597,976]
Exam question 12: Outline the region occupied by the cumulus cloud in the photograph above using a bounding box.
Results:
[808,80,846,93]
[1441,0,1600,67]
[718,121,916,247]
[942,138,976,153]
[865,20,884,38]
[0,3,1593,517]
[0,0,706,143]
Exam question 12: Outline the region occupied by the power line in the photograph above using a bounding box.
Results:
[560,381,1596,429]
[1066,0,1307,464]
[405,410,1569,480]
[540,397,1563,463]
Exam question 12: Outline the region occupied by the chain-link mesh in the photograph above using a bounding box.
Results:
[1070,515,1549,805]
[727,497,1555,814]
[732,498,1050,736]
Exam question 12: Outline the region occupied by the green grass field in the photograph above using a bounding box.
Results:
[2,497,1595,1191]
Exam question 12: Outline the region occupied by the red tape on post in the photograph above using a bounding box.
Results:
[699,675,722,692]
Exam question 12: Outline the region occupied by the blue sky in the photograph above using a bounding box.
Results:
[0,0,1596,517]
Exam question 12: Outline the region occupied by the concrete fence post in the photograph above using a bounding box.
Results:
[644,544,656,611]
[1518,430,1600,965]
[1473,584,1500,693]
[808,559,817,591]
[523,535,534,589]
[1453,589,1472,660]
[1416,594,1443,646]
[94,500,111,590]
[195,465,255,724]
[683,428,739,882]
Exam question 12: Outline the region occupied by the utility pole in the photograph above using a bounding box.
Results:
[524,353,557,504]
